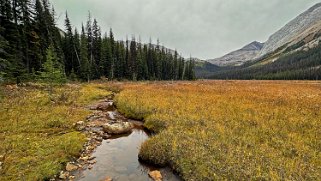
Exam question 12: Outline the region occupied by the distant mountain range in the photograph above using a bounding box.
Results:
[208,41,264,66]
[196,3,321,79]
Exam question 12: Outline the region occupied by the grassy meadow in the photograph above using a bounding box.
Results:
[0,80,320,180]
[115,80,321,180]
[0,83,111,180]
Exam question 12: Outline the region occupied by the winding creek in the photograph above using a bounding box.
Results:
[70,97,181,181]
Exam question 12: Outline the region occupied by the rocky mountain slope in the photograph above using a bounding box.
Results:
[196,3,321,79]
[206,3,321,67]
[208,41,264,66]
[258,3,321,57]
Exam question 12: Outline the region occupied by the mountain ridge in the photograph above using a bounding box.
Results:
[207,41,264,66]
[258,2,321,57]
[196,3,321,80]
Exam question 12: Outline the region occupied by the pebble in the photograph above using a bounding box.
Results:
[149,170,163,181]
[102,134,111,139]
[69,175,75,180]
[95,137,103,142]
[88,160,97,164]
[88,156,96,160]
[101,176,113,181]
[80,156,89,161]
[59,171,69,179]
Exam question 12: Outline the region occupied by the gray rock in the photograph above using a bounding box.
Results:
[90,102,114,111]
[102,122,133,134]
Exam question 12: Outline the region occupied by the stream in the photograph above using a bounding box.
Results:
[72,98,181,181]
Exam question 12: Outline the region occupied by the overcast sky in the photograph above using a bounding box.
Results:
[51,0,320,59]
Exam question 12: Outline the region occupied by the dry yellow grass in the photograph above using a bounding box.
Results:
[0,83,111,180]
[115,80,321,180]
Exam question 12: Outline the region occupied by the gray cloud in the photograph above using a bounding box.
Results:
[52,0,320,59]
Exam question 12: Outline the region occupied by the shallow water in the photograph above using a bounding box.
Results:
[76,128,181,181]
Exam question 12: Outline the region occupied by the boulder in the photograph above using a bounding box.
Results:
[90,102,114,111]
[66,163,78,172]
[149,170,162,181]
[102,122,133,134]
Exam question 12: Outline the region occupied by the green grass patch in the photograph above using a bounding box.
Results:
[0,83,111,180]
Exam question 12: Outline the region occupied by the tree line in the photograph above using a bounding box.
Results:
[0,0,195,84]
[208,43,321,80]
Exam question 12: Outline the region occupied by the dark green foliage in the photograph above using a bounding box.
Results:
[40,45,66,84]
[0,0,194,82]
[79,24,90,81]
[208,43,321,80]
[194,61,221,78]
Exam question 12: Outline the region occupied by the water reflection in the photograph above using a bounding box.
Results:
[76,128,181,181]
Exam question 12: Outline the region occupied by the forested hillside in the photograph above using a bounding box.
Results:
[0,0,195,83]
[208,42,321,80]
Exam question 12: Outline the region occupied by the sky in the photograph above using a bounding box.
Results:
[51,0,320,60]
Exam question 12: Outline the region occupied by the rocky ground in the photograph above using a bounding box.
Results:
[55,94,136,181]
[53,93,162,181]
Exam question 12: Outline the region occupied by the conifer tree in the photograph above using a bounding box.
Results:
[92,18,101,77]
[79,24,90,81]
[100,33,111,78]
[109,28,115,79]
[130,36,137,80]
[0,0,195,82]
[40,45,66,93]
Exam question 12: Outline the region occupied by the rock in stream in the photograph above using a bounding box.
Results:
[102,121,134,134]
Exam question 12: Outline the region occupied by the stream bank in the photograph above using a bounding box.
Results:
[58,95,181,181]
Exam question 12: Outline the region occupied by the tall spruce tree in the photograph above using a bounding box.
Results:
[92,18,101,78]
[79,24,90,81]
[129,36,137,80]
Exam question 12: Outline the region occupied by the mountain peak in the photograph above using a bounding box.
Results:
[241,41,264,51]
[207,41,263,66]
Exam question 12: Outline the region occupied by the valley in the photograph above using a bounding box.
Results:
[196,3,321,80]
[1,0,321,181]
[0,81,320,180]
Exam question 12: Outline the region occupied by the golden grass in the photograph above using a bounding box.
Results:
[0,83,111,180]
[115,80,321,180]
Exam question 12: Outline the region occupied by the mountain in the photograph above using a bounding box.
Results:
[197,3,321,80]
[258,3,321,57]
[208,41,264,66]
